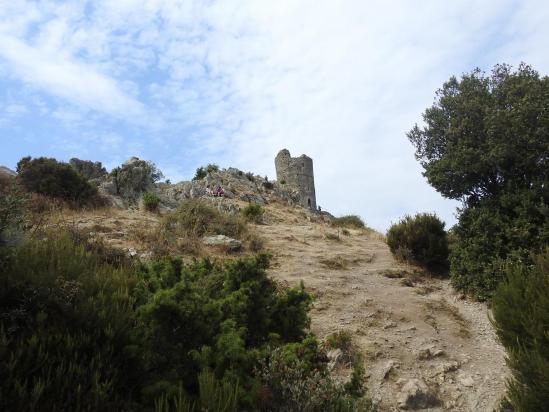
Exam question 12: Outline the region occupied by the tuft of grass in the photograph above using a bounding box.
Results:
[381,269,404,279]
[332,215,365,229]
[325,232,340,241]
[319,256,348,270]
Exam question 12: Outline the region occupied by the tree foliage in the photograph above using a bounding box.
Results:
[408,63,549,297]
[408,63,548,206]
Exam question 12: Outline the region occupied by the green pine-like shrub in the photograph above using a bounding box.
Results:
[491,249,549,411]
[386,213,449,273]
[16,156,101,207]
[143,192,161,212]
[332,215,366,229]
[242,203,264,223]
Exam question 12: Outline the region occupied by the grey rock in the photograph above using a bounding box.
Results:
[240,193,266,205]
[382,359,400,380]
[203,235,242,251]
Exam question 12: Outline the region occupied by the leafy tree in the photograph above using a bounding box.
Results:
[407,63,549,297]
[408,63,548,207]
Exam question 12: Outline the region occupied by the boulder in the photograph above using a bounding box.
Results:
[240,193,266,205]
[203,235,242,251]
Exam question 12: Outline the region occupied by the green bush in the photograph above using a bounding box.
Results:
[242,203,264,223]
[386,213,449,272]
[245,172,254,182]
[16,156,100,207]
[332,215,366,229]
[193,164,219,180]
[491,249,549,411]
[143,191,161,212]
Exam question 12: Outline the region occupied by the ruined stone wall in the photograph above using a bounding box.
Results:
[275,149,317,210]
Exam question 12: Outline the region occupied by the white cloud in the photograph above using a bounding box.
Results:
[1,0,548,230]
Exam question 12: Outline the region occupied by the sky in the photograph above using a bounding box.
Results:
[1,0,548,231]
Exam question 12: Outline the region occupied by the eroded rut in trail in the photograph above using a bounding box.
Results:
[257,219,508,411]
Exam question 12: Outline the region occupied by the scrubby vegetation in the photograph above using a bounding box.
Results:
[491,249,549,411]
[386,213,449,273]
[242,203,264,223]
[16,156,101,207]
[163,199,246,239]
[0,175,26,241]
[332,215,365,229]
[142,191,161,212]
[0,221,373,411]
[193,163,219,180]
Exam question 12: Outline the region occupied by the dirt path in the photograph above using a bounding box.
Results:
[256,215,508,411]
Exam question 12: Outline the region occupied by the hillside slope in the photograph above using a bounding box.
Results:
[56,194,507,411]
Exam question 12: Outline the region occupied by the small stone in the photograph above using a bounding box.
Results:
[382,359,400,379]
[397,378,439,409]
[128,247,137,257]
[458,374,474,387]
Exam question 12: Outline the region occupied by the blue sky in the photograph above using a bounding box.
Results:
[1,0,548,230]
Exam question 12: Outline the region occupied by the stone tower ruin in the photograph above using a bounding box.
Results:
[275,149,317,210]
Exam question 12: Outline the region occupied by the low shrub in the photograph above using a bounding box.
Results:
[242,203,264,223]
[386,213,449,273]
[262,178,274,190]
[142,192,161,212]
[491,249,549,411]
[16,156,101,207]
[332,215,365,229]
[245,172,255,182]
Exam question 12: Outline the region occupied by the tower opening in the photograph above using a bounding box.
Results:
[308,198,311,207]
